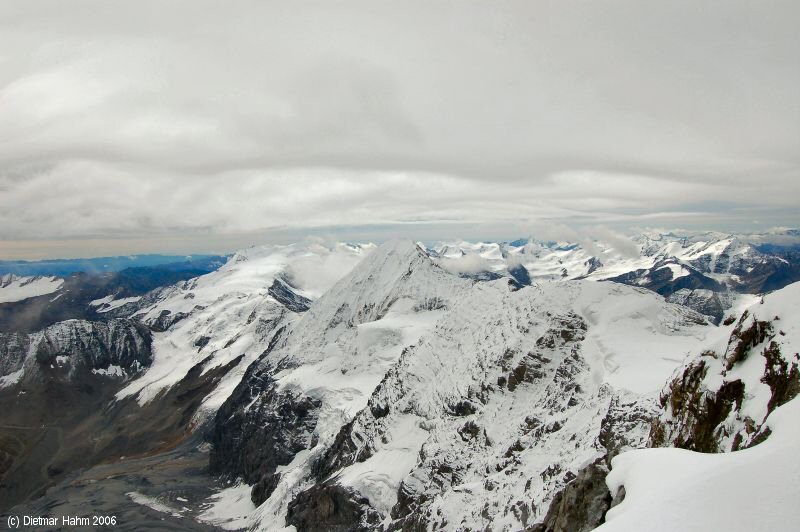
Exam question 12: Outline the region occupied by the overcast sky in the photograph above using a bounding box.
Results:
[1,0,798,259]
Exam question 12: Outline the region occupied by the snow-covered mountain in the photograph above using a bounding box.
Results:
[428,230,800,323]
[0,274,63,304]
[202,240,718,530]
[1,232,798,531]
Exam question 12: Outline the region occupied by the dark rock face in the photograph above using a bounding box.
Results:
[584,257,603,274]
[312,418,369,482]
[761,341,800,413]
[598,395,657,457]
[650,309,800,453]
[527,390,656,532]
[650,358,745,453]
[666,289,730,324]
[508,265,532,286]
[35,319,153,373]
[286,482,382,532]
[608,263,725,299]
[724,311,771,370]
[149,309,191,332]
[0,333,29,376]
[0,319,153,379]
[527,456,612,532]
[268,278,312,313]
[0,350,243,511]
[208,358,321,506]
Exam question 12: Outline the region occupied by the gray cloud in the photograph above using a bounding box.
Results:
[0,0,798,258]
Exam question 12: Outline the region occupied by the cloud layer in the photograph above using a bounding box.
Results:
[1,0,798,257]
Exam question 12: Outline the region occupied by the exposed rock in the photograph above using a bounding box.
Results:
[650,305,800,452]
[208,361,321,505]
[0,318,153,380]
[149,309,191,332]
[527,456,612,532]
[286,482,383,532]
[650,357,745,452]
[508,265,532,286]
[761,341,800,413]
[724,311,771,370]
[666,288,731,324]
[268,277,312,313]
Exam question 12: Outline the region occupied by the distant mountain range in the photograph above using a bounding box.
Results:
[0,255,228,332]
[0,254,228,276]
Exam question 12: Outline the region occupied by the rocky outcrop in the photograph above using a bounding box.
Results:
[209,359,321,505]
[0,332,29,377]
[268,277,312,313]
[148,309,192,332]
[203,242,726,531]
[649,356,745,452]
[209,241,467,513]
[0,318,153,381]
[666,288,732,325]
[286,482,383,532]
[650,305,800,453]
[607,262,724,300]
[527,456,612,532]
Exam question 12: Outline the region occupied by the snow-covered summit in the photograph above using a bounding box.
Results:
[203,239,717,531]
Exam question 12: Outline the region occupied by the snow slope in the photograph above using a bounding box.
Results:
[116,242,373,416]
[208,241,713,531]
[599,280,800,532]
[0,274,63,303]
[600,394,800,532]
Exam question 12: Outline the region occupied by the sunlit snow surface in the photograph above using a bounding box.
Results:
[126,491,183,518]
[223,242,716,531]
[89,294,142,312]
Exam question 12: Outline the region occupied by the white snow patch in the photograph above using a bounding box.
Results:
[89,295,115,306]
[575,282,709,394]
[126,491,182,518]
[91,295,142,313]
[656,263,690,279]
[599,398,800,532]
[198,482,256,530]
[0,369,24,388]
[337,414,430,516]
[117,242,371,409]
[92,365,125,377]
